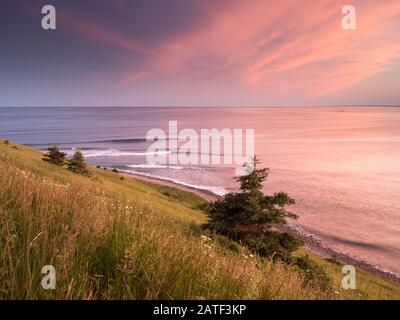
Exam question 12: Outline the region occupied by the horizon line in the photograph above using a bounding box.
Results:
[1,105,400,108]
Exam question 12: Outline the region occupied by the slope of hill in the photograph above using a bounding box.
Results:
[0,139,399,300]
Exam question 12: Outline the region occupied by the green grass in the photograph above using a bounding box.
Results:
[293,248,400,299]
[0,139,399,300]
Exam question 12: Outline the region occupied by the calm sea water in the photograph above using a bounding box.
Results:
[1,107,399,276]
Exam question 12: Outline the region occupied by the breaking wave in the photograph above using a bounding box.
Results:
[63,148,171,158]
[126,164,183,170]
[121,169,228,197]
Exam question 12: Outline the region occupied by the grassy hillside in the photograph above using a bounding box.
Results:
[0,139,399,300]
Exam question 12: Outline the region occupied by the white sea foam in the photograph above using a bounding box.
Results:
[126,164,183,170]
[122,169,228,196]
[64,148,171,158]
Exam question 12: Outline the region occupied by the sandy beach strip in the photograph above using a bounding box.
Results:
[123,171,221,202]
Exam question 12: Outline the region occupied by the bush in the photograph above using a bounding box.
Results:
[294,255,331,290]
[200,157,333,289]
[4,140,9,145]
[67,150,90,176]
[214,235,242,253]
[112,168,119,173]
[205,157,297,236]
[241,229,303,260]
[43,145,66,166]
[205,156,300,261]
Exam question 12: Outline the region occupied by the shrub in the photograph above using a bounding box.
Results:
[43,145,66,166]
[294,255,331,290]
[67,150,90,175]
[200,157,332,288]
[241,228,303,260]
[4,140,9,145]
[205,156,299,258]
[205,156,297,236]
[214,234,242,253]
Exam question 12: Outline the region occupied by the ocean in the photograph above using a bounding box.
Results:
[1,106,399,277]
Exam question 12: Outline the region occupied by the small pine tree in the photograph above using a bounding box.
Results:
[204,156,302,261]
[67,150,89,175]
[206,156,297,235]
[43,145,67,166]
[206,157,330,288]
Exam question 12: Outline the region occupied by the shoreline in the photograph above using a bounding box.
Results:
[280,224,400,283]
[123,171,221,202]
[124,170,400,283]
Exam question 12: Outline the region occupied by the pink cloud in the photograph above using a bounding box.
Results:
[149,0,400,97]
[35,0,400,99]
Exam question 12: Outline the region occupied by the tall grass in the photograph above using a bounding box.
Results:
[0,151,331,300]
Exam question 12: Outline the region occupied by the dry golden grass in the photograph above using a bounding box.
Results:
[0,139,399,300]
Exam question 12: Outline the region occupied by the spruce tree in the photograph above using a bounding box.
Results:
[67,150,89,175]
[206,156,297,235]
[206,157,329,286]
[43,145,66,166]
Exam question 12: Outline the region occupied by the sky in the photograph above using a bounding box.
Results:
[1,0,399,107]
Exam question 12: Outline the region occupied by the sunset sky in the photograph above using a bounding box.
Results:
[1,0,400,107]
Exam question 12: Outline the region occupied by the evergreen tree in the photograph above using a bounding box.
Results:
[43,145,66,166]
[206,156,330,288]
[206,156,297,236]
[67,150,89,175]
